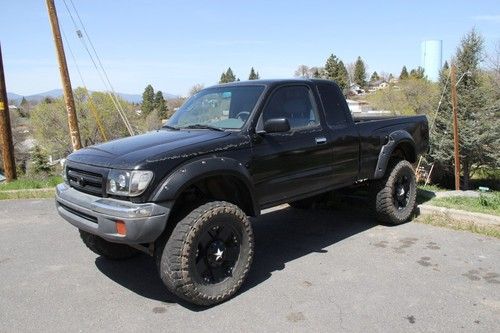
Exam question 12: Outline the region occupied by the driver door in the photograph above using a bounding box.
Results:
[250,85,333,207]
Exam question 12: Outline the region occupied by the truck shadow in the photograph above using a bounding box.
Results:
[95,204,378,310]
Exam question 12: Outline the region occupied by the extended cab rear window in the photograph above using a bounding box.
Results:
[317,84,350,126]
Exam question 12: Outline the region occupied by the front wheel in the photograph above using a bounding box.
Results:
[370,160,417,225]
[156,201,254,306]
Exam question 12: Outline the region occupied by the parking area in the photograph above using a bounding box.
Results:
[0,199,499,332]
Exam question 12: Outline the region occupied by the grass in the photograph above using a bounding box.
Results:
[430,192,500,216]
[0,175,61,200]
[0,175,62,191]
[415,214,500,239]
[0,188,55,200]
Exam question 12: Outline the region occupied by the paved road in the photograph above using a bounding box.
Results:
[0,199,499,332]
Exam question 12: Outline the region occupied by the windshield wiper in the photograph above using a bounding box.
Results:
[162,125,180,130]
[180,124,225,131]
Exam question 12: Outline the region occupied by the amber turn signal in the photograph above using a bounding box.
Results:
[115,220,127,235]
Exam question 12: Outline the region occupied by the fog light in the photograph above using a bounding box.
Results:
[116,220,127,235]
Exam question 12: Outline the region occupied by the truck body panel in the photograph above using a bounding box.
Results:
[57,79,429,243]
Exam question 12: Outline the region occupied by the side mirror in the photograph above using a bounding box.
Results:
[263,118,290,133]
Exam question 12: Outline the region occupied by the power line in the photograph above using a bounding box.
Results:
[415,69,452,177]
[60,0,134,136]
[66,0,134,136]
[61,28,108,141]
[429,70,451,134]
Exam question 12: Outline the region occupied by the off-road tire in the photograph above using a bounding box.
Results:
[370,160,417,225]
[79,230,140,260]
[156,201,254,306]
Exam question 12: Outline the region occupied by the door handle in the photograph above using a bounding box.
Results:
[315,137,327,145]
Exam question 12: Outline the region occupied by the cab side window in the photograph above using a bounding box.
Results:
[317,84,349,126]
[261,86,320,130]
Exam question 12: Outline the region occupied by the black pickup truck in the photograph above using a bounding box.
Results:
[56,79,428,305]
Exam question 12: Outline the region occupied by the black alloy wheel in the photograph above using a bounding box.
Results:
[194,220,242,284]
[156,201,254,306]
[393,174,411,210]
[370,159,417,225]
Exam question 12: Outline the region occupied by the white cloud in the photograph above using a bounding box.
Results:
[472,15,500,22]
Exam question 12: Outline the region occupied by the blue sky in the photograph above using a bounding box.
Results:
[1,0,499,96]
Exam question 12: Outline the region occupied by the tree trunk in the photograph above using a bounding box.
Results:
[462,159,470,190]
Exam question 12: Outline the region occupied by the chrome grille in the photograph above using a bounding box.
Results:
[67,167,104,196]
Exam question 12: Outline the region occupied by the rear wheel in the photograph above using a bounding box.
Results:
[370,160,417,225]
[79,230,140,260]
[156,201,253,306]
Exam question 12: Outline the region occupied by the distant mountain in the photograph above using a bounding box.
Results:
[7,89,179,104]
[25,89,64,103]
[7,92,23,102]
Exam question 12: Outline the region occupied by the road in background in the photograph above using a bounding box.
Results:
[0,199,499,332]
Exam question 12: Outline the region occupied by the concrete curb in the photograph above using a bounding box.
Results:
[417,204,500,226]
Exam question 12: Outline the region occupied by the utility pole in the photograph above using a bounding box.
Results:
[46,0,82,151]
[0,43,17,181]
[450,64,460,191]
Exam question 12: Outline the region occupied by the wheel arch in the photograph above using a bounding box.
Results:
[373,130,417,179]
[151,157,259,217]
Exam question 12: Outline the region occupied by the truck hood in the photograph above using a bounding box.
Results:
[67,129,231,169]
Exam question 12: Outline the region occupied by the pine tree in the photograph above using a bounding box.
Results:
[154,91,169,120]
[31,145,51,174]
[219,72,227,83]
[311,67,323,78]
[19,97,29,117]
[370,71,380,82]
[324,54,339,80]
[353,56,367,87]
[337,61,349,90]
[141,84,155,115]
[324,54,349,91]
[220,67,236,83]
[430,29,499,189]
[410,67,425,80]
[400,66,409,80]
[248,67,260,80]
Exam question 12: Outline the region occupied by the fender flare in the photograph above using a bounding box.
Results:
[373,130,416,179]
[150,156,259,216]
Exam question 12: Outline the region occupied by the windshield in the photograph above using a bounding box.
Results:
[167,85,265,130]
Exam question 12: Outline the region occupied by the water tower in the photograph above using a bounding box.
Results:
[421,40,442,82]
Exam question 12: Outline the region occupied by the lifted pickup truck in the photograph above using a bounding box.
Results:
[56,79,428,305]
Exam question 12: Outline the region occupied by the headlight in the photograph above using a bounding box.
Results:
[106,170,153,197]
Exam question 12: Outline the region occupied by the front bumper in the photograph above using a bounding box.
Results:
[55,183,172,244]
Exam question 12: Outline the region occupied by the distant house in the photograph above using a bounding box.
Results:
[347,99,392,116]
[346,99,371,113]
[368,80,389,93]
[349,83,365,95]
[389,77,399,85]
